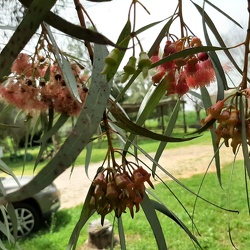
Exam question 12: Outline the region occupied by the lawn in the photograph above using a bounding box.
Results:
[5,159,249,250]
[1,130,211,175]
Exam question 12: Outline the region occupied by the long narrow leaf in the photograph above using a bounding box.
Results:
[117,217,126,250]
[36,113,69,143]
[136,17,169,35]
[110,102,197,143]
[1,44,111,204]
[107,20,131,82]
[115,18,174,104]
[123,77,169,151]
[85,141,93,180]
[0,0,57,81]
[151,46,227,69]
[19,0,122,49]
[152,99,181,176]
[239,95,250,178]
[205,0,243,28]
[150,199,202,248]
[191,1,243,78]
[141,192,167,250]
[45,24,81,103]
[201,87,222,185]
[67,181,97,250]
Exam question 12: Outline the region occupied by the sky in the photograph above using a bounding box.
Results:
[81,0,247,50]
[0,0,248,110]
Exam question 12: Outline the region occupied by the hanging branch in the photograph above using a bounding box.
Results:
[241,0,250,89]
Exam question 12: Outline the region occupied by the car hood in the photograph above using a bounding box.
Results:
[0,176,33,192]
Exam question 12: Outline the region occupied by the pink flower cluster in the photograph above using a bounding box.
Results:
[151,37,216,96]
[0,53,88,116]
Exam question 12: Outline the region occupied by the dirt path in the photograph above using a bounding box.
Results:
[54,144,243,209]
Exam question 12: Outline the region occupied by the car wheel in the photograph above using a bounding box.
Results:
[7,202,42,237]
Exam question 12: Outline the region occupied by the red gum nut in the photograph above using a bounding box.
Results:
[174,40,184,52]
[93,172,106,186]
[106,182,119,200]
[115,173,132,189]
[230,128,242,154]
[152,70,165,84]
[185,57,199,73]
[207,100,225,119]
[94,185,105,199]
[137,167,154,189]
[217,109,230,124]
[226,109,240,136]
[122,182,135,199]
[134,183,145,197]
[133,171,144,185]
[163,41,176,56]
[198,52,209,61]
[190,37,202,47]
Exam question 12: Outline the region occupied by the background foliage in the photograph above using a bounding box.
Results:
[0,0,249,249]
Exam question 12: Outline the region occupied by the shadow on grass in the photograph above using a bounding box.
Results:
[38,210,72,235]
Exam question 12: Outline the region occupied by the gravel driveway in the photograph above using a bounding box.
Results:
[54,144,243,209]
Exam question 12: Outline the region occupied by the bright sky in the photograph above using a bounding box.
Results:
[82,0,247,50]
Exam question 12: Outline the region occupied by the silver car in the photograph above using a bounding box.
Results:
[0,176,61,237]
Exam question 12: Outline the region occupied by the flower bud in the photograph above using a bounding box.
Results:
[105,48,120,66]
[101,48,120,74]
[138,52,151,78]
[123,56,137,75]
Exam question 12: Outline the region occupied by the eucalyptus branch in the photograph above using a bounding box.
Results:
[241,0,250,89]
[103,111,116,165]
[178,0,185,38]
[73,0,94,63]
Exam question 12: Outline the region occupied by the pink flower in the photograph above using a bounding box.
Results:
[175,74,189,96]
[11,53,32,76]
[185,58,215,88]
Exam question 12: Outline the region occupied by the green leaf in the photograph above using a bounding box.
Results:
[189,118,216,135]
[1,44,111,204]
[19,0,123,49]
[136,17,168,36]
[44,24,81,103]
[0,0,57,81]
[147,18,174,57]
[192,2,228,95]
[152,99,181,176]
[201,87,222,186]
[0,123,19,129]
[117,217,126,250]
[34,112,52,170]
[150,199,202,248]
[67,178,97,250]
[85,141,93,180]
[205,0,243,28]
[114,17,174,104]
[191,1,244,78]
[110,101,197,143]
[151,46,226,69]
[106,20,132,82]
[123,77,169,151]
[0,159,20,184]
[37,113,69,143]
[239,95,250,178]
[141,192,167,250]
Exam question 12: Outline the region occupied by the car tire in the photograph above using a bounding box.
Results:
[7,202,42,237]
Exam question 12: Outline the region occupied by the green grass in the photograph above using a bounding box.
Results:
[5,160,249,250]
[2,130,211,175]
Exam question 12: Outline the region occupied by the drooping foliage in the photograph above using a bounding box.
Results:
[0,0,249,249]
